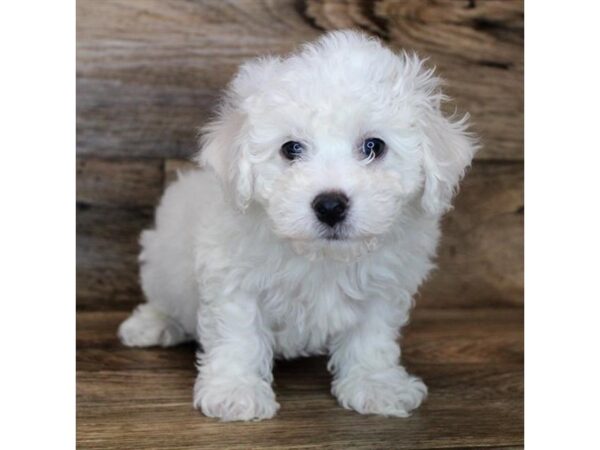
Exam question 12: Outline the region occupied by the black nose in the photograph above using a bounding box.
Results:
[312,192,349,227]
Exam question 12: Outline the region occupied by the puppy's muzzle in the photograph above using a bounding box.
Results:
[312,192,349,227]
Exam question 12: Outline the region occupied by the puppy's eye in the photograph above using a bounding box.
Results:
[361,138,386,159]
[281,141,304,160]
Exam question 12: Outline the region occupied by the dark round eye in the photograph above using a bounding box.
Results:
[361,138,386,159]
[281,141,304,160]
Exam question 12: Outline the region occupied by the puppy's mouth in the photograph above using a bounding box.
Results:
[289,224,381,261]
[318,224,350,241]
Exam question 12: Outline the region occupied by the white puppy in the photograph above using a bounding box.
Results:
[118,30,477,421]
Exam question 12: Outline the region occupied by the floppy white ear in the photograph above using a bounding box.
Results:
[196,108,253,211]
[420,107,478,216]
[195,56,282,211]
[391,52,477,216]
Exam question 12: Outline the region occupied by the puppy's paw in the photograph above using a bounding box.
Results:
[193,375,279,421]
[118,304,189,348]
[332,367,427,417]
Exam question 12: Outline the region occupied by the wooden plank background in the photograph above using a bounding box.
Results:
[77,0,523,311]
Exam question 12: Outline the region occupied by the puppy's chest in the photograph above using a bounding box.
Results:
[257,264,364,358]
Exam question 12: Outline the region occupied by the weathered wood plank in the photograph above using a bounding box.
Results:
[421,162,523,307]
[76,0,320,160]
[77,157,164,207]
[75,161,523,310]
[77,362,522,412]
[77,308,522,372]
[77,305,523,449]
[77,362,522,449]
[77,0,522,160]
[77,204,153,310]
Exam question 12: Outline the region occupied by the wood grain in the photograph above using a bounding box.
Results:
[77,366,523,450]
[77,204,153,310]
[76,160,523,310]
[421,162,523,307]
[77,0,522,160]
[77,157,164,208]
[77,307,523,449]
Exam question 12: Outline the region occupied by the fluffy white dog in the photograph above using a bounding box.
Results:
[118,30,477,421]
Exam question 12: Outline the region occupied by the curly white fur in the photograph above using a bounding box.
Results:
[118,30,477,421]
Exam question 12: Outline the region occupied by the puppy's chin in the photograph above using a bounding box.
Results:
[266,209,393,261]
[289,235,381,262]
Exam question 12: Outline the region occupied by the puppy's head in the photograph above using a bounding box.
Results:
[197,30,477,247]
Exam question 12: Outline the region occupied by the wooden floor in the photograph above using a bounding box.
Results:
[77,307,523,449]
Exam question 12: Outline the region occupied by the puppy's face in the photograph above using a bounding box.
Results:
[248,97,423,242]
[198,31,476,247]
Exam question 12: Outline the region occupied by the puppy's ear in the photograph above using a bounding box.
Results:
[400,55,477,216]
[196,56,281,211]
[391,53,478,215]
[420,107,478,215]
[196,108,253,211]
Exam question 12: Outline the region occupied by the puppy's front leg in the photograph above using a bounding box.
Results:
[193,292,278,421]
[328,303,427,417]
